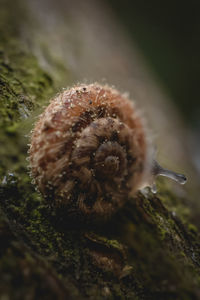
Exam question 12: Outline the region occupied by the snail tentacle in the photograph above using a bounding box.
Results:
[29,83,186,218]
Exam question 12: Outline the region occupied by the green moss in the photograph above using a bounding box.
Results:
[0,0,56,180]
[188,223,198,234]
[155,178,195,225]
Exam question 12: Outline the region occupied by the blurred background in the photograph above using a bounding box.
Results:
[106,0,200,179]
[107,0,200,129]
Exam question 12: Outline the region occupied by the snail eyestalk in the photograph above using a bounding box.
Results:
[29,83,187,217]
[151,160,187,193]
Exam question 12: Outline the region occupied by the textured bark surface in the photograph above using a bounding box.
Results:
[0,0,200,299]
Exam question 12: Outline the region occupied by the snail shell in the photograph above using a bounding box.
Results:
[29,83,186,218]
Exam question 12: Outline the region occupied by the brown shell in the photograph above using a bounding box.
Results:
[29,83,147,217]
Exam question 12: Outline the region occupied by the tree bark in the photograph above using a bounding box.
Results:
[0,0,200,299]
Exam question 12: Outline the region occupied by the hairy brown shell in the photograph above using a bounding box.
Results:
[29,84,148,217]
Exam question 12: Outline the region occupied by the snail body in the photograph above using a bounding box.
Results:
[29,83,186,218]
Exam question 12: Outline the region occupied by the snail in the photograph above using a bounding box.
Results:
[29,83,186,218]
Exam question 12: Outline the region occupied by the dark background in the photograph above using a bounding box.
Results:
[107,0,200,130]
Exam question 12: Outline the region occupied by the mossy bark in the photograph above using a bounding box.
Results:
[0,0,200,299]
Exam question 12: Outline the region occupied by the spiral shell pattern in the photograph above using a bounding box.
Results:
[29,84,147,217]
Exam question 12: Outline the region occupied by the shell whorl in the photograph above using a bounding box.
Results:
[29,84,147,217]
